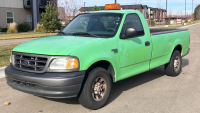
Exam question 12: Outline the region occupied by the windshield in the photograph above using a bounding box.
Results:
[62,13,123,38]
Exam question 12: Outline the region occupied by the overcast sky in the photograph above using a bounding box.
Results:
[82,0,200,14]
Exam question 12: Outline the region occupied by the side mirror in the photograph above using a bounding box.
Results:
[125,28,137,38]
[120,28,137,39]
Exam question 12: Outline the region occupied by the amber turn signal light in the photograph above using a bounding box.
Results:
[105,3,121,10]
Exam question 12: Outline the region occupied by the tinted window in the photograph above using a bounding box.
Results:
[121,14,144,38]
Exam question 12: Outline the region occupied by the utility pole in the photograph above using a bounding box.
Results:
[192,0,194,22]
[185,0,186,17]
[166,0,167,14]
[115,0,116,3]
[166,0,167,25]
[192,0,194,14]
[84,2,86,7]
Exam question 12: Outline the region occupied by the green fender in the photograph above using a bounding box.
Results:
[69,37,120,82]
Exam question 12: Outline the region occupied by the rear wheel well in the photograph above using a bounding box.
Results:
[174,45,182,54]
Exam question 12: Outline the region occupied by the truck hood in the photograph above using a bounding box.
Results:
[13,36,102,55]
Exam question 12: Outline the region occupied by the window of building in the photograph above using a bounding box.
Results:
[27,15,32,23]
[7,12,14,24]
[25,0,31,5]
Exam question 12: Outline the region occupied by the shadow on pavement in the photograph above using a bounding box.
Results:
[43,66,168,105]
[41,97,79,105]
[182,59,189,68]
[107,66,166,105]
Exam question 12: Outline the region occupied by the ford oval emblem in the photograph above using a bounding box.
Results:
[22,61,29,65]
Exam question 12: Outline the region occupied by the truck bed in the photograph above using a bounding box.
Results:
[150,28,188,35]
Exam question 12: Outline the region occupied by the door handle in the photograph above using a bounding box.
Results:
[111,49,118,53]
[145,41,150,46]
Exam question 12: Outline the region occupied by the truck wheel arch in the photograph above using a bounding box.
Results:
[173,45,182,54]
[171,39,183,56]
[85,60,115,83]
[77,60,115,98]
[168,44,182,63]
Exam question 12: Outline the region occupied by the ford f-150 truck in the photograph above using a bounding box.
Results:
[5,4,190,110]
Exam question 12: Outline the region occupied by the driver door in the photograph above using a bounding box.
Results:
[117,13,152,80]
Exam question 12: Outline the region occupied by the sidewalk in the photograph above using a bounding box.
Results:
[0,38,36,46]
[149,22,200,28]
[149,24,181,28]
[180,22,200,28]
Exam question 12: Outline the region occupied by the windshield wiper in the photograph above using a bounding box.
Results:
[72,32,100,38]
[57,31,68,35]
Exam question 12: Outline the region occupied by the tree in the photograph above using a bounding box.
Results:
[168,9,172,27]
[40,2,61,32]
[133,1,142,13]
[194,5,200,20]
[175,11,179,26]
[91,5,101,11]
[180,10,183,24]
[58,0,83,24]
[191,13,194,22]
[185,13,189,23]
[180,10,183,20]
[157,1,162,27]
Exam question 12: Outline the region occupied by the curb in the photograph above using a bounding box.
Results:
[149,22,200,29]
[180,22,200,28]
[0,66,6,78]
[0,67,6,70]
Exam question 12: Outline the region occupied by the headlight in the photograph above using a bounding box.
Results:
[49,58,79,70]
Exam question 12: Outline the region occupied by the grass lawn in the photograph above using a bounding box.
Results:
[0,32,58,40]
[0,44,20,67]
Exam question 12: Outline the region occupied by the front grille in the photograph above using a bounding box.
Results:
[13,53,48,72]
[7,77,37,89]
[13,79,37,88]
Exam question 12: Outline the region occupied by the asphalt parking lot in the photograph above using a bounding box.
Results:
[0,23,200,113]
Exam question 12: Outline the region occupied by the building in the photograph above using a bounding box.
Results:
[80,4,167,21]
[148,7,154,19]
[0,0,57,30]
[165,16,187,25]
[80,4,145,17]
[148,8,167,21]
[142,5,148,19]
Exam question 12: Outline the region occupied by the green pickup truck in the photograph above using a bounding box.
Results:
[5,10,190,110]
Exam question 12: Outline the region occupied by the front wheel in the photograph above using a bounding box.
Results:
[165,50,182,76]
[78,67,112,110]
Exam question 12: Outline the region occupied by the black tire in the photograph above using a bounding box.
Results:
[78,67,112,110]
[165,50,182,76]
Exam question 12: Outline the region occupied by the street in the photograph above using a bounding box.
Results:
[0,24,200,113]
[0,38,36,46]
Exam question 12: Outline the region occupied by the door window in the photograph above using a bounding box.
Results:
[121,13,144,38]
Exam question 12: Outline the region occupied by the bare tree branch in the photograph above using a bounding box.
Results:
[58,0,83,24]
